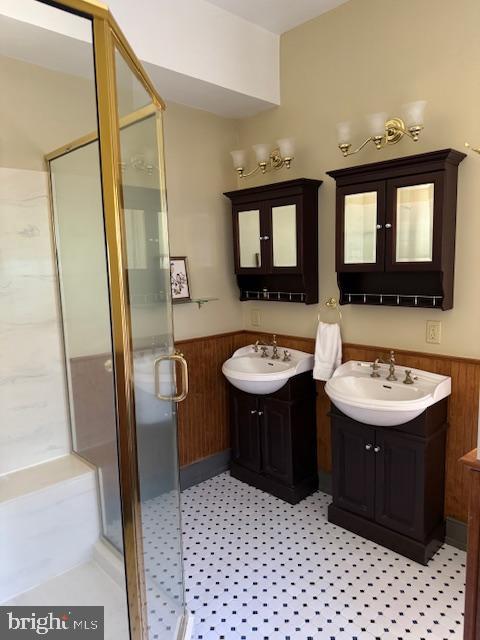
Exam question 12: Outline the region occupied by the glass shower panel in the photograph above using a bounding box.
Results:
[1,3,129,639]
[49,142,124,552]
[114,49,187,639]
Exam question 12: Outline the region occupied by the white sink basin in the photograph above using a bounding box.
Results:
[325,360,451,427]
[222,345,314,395]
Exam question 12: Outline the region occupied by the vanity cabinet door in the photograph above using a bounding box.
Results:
[374,430,424,540]
[233,204,268,274]
[331,418,376,520]
[336,181,386,272]
[260,398,294,486]
[230,388,262,473]
[268,197,302,274]
[385,172,444,272]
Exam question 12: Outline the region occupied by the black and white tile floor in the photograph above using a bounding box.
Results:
[181,473,465,640]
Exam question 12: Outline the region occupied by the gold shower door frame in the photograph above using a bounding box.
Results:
[40,1,176,639]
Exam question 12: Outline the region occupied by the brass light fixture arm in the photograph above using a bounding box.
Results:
[339,136,374,157]
[237,147,293,178]
[236,165,261,179]
[339,117,424,157]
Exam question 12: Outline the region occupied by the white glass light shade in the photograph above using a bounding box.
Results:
[252,143,272,164]
[336,121,351,145]
[402,100,427,127]
[230,149,247,169]
[277,137,296,158]
[367,112,388,137]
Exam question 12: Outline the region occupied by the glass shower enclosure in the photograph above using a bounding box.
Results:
[43,1,189,639]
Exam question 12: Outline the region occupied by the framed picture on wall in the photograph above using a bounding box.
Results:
[170,257,191,303]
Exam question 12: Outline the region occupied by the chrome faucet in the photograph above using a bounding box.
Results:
[253,335,280,360]
[253,338,269,354]
[271,334,280,360]
[386,350,397,382]
[370,358,381,378]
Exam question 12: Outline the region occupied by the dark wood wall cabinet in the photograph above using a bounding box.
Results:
[224,178,322,304]
[229,373,318,504]
[328,401,448,564]
[327,149,466,310]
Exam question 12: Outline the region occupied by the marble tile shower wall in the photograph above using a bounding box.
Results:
[0,167,69,475]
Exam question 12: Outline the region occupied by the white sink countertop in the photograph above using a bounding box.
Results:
[222,345,314,395]
[325,360,451,427]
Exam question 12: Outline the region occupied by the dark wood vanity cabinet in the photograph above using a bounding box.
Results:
[224,179,322,304]
[328,402,448,564]
[231,390,262,473]
[229,373,318,503]
[327,149,466,310]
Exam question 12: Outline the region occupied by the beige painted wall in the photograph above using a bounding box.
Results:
[163,102,243,340]
[236,0,480,359]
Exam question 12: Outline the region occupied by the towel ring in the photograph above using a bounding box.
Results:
[318,297,342,321]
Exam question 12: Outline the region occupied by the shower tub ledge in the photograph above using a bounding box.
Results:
[0,454,100,602]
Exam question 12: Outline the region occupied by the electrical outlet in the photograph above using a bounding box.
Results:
[426,320,441,344]
[251,309,261,327]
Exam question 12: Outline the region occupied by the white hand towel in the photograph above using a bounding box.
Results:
[313,322,342,381]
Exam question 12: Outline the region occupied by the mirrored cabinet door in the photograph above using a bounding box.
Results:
[271,203,298,268]
[338,182,385,271]
[237,208,262,270]
[386,173,442,271]
[395,183,434,263]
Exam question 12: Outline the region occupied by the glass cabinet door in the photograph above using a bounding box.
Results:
[337,182,386,271]
[271,203,298,269]
[236,208,263,271]
[386,173,442,271]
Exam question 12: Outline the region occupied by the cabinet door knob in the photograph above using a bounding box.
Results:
[365,443,373,451]
[250,409,257,414]
[374,445,381,453]
[258,411,264,416]
[385,223,392,229]
[376,224,383,230]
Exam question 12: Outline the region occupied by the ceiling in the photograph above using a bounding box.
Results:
[205,0,349,34]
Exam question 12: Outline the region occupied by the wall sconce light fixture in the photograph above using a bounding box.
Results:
[230,137,295,178]
[336,101,427,157]
[465,142,480,155]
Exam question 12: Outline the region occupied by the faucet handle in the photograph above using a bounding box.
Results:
[370,359,381,378]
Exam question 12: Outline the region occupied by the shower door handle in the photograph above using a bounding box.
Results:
[153,353,189,403]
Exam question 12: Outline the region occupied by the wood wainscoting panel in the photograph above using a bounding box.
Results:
[175,332,241,467]
[176,330,479,522]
